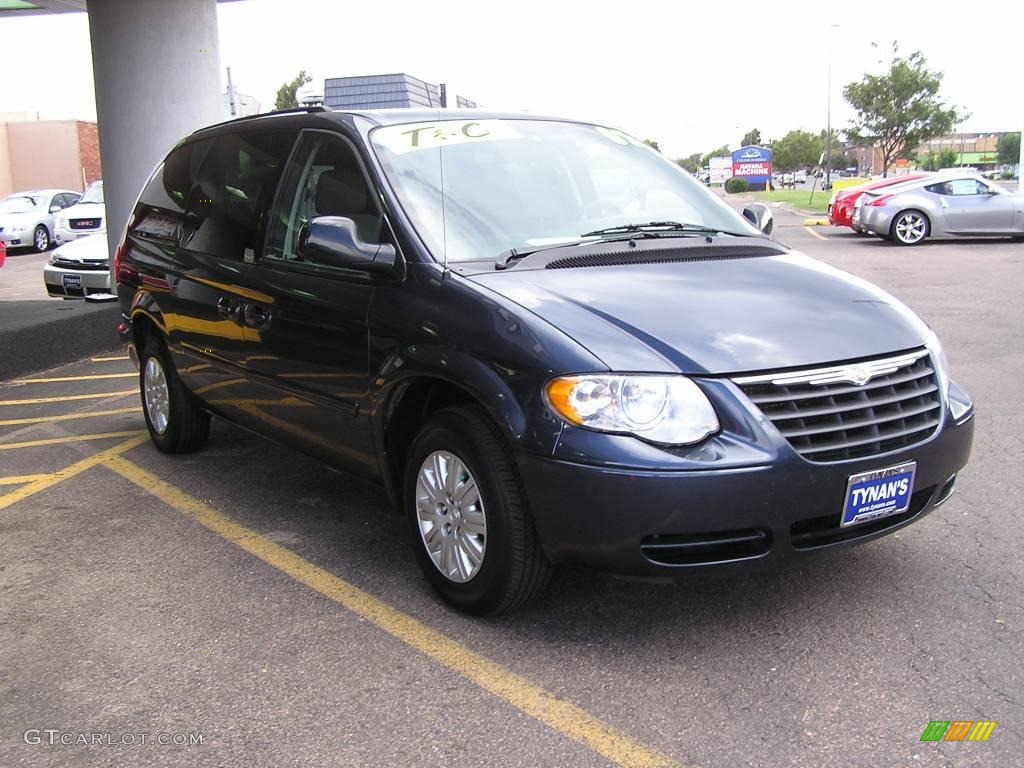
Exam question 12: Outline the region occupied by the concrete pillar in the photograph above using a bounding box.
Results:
[86,0,223,264]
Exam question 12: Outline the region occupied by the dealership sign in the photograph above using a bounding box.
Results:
[731,145,772,189]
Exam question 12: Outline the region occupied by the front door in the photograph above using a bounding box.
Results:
[933,178,1016,234]
[242,129,389,478]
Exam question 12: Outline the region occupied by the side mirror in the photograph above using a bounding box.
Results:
[49,205,61,213]
[742,203,774,235]
[297,216,396,274]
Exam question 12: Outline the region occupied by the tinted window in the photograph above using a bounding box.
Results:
[133,138,214,243]
[265,131,382,263]
[182,130,294,261]
[132,130,294,259]
[925,179,991,196]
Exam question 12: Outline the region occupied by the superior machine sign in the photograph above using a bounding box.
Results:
[731,145,772,190]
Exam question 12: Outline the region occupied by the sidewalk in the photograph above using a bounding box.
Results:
[0,249,119,381]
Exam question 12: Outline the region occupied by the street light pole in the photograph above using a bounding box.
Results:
[825,23,840,188]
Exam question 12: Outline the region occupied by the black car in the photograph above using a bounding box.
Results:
[114,108,974,614]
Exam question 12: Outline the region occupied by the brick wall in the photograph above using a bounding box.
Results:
[77,121,102,187]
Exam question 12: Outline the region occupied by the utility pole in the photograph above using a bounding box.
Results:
[825,23,840,189]
[226,66,237,117]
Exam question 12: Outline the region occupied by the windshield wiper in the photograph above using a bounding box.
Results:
[581,221,733,237]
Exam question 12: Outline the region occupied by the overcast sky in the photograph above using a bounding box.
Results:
[1,0,1020,158]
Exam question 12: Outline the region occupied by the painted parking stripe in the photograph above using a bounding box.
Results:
[106,456,687,768]
[0,407,141,427]
[0,435,148,511]
[0,474,50,486]
[0,390,136,407]
[0,430,145,452]
[14,373,137,384]
[803,226,827,240]
[91,356,130,362]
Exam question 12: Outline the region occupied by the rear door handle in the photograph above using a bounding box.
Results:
[216,296,237,320]
[242,303,271,330]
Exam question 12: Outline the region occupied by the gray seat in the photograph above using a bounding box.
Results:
[314,168,382,244]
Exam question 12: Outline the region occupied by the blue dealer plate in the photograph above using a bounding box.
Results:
[62,274,82,290]
[842,461,917,528]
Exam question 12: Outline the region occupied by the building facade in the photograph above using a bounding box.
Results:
[322,73,477,110]
[847,132,1012,176]
[0,119,101,197]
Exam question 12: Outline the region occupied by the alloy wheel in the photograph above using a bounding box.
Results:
[415,450,487,583]
[34,226,49,252]
[143,356,171,435]
[894,212,927,244]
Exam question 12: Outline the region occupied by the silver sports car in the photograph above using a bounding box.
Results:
[854,173,1024,245]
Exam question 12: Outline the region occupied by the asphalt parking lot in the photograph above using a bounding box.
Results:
[1,215,1021,767]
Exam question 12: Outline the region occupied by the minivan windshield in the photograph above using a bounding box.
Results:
[78,181,104,204]
[371,118,759,263]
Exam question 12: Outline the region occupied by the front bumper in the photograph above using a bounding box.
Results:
[517,410,974,577]
[43,263,111,299]
[0,230,29,248]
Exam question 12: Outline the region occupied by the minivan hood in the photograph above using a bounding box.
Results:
[469,251,931,374]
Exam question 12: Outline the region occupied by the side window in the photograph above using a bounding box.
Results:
[180,130,295,261]
[132,138,214,243]
[265,131,382,263]
[59,193,78,208]
[926,179,989,197]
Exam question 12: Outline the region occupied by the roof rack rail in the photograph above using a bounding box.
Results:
[198,105,331,132]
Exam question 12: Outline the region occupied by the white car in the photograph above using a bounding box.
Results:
[794,170,807,183]
[54,180,105,245]
[0,189,80,251]
[43,233,110,299]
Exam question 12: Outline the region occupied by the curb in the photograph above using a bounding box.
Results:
[0,300,121,382]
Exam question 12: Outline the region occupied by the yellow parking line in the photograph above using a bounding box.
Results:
[0,407,141,427]
[14,373,137,384]
[0,390,136,406]
[803,226,827,240]
[194,378,246,395]
[0,430,145,452]
[0,435,148,511]
[105,456,686,768]
[0,474,50,486]
[91,356,130,362]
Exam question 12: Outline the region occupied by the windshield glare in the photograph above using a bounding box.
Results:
[371,119,758,263]
[79,181,104,204]
[0,196,39,215]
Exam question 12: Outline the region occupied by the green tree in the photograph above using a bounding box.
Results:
[772,130,821,172]
[643,139,662,153]
[740,128,762,147]
[274,70,313,111]
[843,42,961,176]
[677,153,703,173]
[701,145,731,167]
[997,132,1021,166]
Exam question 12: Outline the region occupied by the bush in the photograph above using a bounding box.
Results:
[1000,171,1016,180]
[724,177,749,194]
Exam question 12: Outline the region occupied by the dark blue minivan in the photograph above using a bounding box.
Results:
[114,108,974,614]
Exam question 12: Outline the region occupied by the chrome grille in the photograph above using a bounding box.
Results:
[734,350,941,462]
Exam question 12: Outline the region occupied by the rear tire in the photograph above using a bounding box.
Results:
[890,210,930,246]
[404,405,551,615]
[140,336,210,454]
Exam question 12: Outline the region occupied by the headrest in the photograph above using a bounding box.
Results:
[315,168,369,216]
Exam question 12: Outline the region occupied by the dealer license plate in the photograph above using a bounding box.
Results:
[62,274,82,290]
[841,461,917,527]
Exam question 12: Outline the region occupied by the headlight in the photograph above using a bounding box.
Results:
[545,374,719,445]
[8,224,24,233]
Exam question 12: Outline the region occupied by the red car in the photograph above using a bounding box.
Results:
[0,239,6,269]
[828,173,931,232]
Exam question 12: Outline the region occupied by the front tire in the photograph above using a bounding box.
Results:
[33,225,50,252]
[404,406,551,615]
[890,210,930,245]
[140,336,210,453]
